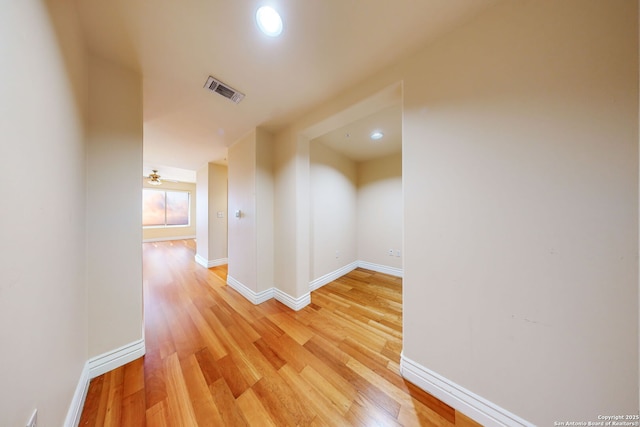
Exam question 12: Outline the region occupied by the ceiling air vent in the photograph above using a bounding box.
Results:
[203,76,245,104]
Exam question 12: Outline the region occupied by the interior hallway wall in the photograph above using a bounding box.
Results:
[86,54,143,359]
[207,164,228,264]
[228,131,259,291]
[399,1,638,422]
[196,164,210,262]
[256,128,275,292]
[0,1,88,425]
[228,129,274,294]
[274,129,311,300]
[310,142,358,280]
[196,163,228,266]
[357,152,402,270]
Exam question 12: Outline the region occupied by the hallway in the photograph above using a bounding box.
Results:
[79,240,479,426]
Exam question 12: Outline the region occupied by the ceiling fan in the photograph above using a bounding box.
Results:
[146,169,179,186]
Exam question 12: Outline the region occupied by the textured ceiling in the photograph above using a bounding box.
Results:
[76,0,497,175]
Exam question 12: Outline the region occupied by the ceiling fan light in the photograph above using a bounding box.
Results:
[148,170,162,185]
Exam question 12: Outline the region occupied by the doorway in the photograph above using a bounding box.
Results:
[305,82,404,291]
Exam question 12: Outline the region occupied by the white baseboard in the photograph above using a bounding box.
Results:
[309,261,359,291]
[227,275,274,304]
[308,260,403,292]
[143,235,196,243]
[226,275,310,311]
[64,363,89,427]
[357,260,403,278]
[274,288,311,311]
[399,354,534,427]
[64,338,145,427]
[194,254,208,268]
[195,254,228,268]
[88,338,146,379]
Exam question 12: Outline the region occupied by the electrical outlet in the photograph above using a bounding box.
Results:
[335,250,340,259]
[26,409,37,427]
[388,249,394,256]
[395,250,401,257]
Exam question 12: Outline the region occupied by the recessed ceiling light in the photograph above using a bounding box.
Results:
[370,131,384,140]
[256,6,283,37]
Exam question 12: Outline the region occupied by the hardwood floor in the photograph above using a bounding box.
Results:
[79,240,480,426]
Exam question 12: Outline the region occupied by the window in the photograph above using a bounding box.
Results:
[143,189,190,227]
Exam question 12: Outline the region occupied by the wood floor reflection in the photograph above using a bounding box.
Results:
[79,239,481,426]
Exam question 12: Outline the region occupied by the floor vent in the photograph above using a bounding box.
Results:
[203,76,245,104]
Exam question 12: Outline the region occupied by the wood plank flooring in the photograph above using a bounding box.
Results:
[79,239,481,426]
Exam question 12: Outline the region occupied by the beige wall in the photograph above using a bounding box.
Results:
[274,130,312,298]
[228,129,275,293]
[196,164,210,261]
[310,146,402,280]
[142,179,196,241]
[274,129,299,296]
[401,1,638,422]
[273,0,639,423]
[256,129,275,292]
[208,163,228,262]
[310,142,358,279]
[195,163,227,264]
[0,1,88,426]
[357,152,402,269]
[228,131,259,290]
[86,55,143,358]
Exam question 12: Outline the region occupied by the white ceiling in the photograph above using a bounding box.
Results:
[76,0,497,178]
[312,104,402,163]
